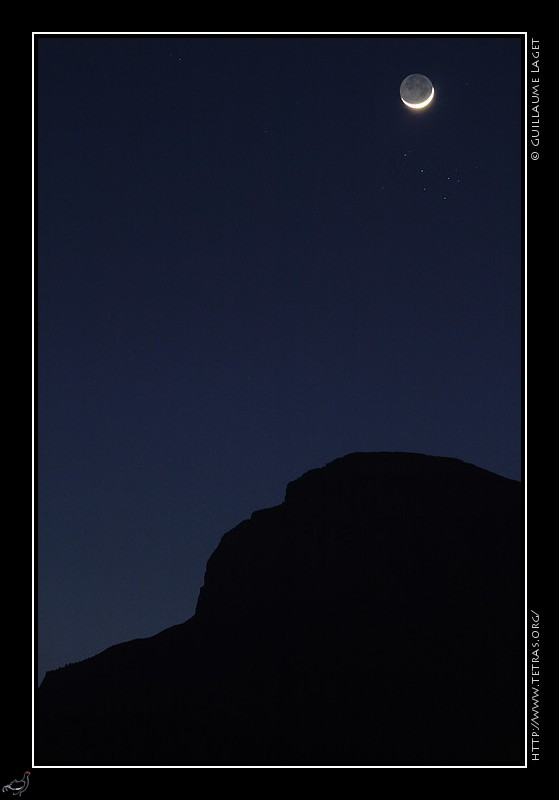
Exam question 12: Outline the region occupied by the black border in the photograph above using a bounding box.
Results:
[525,31,540,771]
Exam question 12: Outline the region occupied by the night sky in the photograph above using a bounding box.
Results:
[37,35,523,683]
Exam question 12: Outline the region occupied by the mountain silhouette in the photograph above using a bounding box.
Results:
[35,452,524,766]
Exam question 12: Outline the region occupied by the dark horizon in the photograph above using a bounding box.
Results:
[40,449,521,677]
[37,34,523,685]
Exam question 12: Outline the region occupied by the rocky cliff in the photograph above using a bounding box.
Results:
[36,452,524,766]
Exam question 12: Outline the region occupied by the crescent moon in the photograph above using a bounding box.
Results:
[402,86,435,109]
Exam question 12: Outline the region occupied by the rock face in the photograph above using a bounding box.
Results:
[36,453,524,766]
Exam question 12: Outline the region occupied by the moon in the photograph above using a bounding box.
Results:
[400,74,434,109]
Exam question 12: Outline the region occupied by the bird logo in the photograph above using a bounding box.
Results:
[2,773,30,796]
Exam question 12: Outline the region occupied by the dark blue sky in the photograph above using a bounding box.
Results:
[37,35,523,681]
